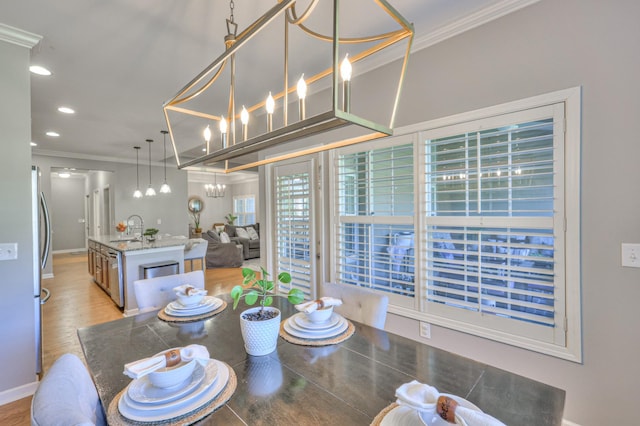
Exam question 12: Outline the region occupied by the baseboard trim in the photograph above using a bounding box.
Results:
[0,380,38,406]
[562,420,581,426]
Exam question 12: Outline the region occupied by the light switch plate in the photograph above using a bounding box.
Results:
[621,243,640,268]
[0,243,18,261]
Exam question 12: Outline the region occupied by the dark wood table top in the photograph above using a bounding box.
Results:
[77,296,565,425]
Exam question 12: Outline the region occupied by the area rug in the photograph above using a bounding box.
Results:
[242,258,263,272]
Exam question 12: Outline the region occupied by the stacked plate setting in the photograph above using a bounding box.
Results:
[118,359,229,422]
[164,296,223,317]
[283,312,349,339]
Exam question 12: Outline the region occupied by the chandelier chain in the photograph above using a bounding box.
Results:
[229,0,235,23]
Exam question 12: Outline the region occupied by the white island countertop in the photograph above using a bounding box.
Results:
[88,235,190,253]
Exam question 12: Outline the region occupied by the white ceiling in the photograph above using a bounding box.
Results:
[0,0,533,168]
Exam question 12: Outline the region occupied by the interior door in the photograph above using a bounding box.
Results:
[269,157,318,299]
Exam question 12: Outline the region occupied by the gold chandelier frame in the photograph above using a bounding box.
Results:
[163,0,414,172]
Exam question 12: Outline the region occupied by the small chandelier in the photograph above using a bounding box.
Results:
[163,0,414,172]
[133,146,143,199]
[205,174,226,198]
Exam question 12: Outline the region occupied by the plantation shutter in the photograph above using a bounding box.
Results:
[273,160,315,298]
[423,104,566,345]
[334,139,416,306]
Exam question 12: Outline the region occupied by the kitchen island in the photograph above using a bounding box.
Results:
[88,235,189,315]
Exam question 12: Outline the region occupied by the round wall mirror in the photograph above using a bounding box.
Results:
[187,196,204,213]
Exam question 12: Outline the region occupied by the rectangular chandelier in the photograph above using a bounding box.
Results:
[163,0,414,171]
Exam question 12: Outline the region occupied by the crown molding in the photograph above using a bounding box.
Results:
[0,24,42,48]
[411,0,541,52]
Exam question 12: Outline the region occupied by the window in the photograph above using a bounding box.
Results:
[331,88,581,361]
[233,195,255,226]
[334,138,416,307]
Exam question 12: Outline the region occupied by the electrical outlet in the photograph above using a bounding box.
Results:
[0,243,18,261]
[622,243,640,268]
[157,218,162,225]
[419,321,431,339]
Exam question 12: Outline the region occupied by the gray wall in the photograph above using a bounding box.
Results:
[0,35,37,395]
[51,175,86,251]
[384,2,639,424]
[259,1,640,424]
[187,179,259,230]
[32,154,190,276]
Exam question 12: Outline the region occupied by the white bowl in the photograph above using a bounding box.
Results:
[148,355,196,389]
[305,305,334,323]
[175,290,206,307]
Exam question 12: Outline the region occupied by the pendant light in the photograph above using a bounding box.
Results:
[159,130,171,194]
[145,139,156,196]
[133,146,143,198]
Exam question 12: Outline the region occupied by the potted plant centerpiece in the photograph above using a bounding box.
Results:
[143,228,159,242]
[231,267,304,356]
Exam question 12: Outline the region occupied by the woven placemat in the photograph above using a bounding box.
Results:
[279,319,355,346]
[158,300,227,323]
[107,361,236,426]
[370,402,398,426]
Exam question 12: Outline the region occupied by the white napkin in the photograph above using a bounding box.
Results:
[395,380,506,426]
[173,284,207,296]
[123,345,210,379]
[295,297,343,313]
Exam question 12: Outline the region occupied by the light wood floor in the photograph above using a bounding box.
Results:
[0,253,243,425]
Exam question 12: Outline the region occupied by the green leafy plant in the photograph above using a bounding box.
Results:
[191,212,201,230]
[143,228,159,237]
[225,213,238,225]
[231,267,304,313]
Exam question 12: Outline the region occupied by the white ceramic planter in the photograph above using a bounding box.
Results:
[239,307,281,356]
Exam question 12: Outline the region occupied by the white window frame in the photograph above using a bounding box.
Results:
[233,194,256,226]
[329,87,581,362]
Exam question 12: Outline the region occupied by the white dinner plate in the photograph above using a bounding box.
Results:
[284,316,348,339]
[167,296,221,312]
[293,312,342,330]
[119,359,229,422]
[380,394,482,426]
[127,361,209,405]
[165,297,222,317]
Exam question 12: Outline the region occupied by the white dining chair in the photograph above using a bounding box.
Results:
[31,353,106,426]
[321,282,389,329]
[133,270,205,313]
[184,238,208,271]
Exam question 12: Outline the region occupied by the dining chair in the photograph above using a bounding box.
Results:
[321,282,389,329]
[184,238,209,271]
[133,270,205,313]
[31,353,106,426]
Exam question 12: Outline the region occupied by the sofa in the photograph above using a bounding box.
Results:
[224,224,261,260]
[201,230,244,268]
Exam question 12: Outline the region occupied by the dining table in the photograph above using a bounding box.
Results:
[77,295,565,425]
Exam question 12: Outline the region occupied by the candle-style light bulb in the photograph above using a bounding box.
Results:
[266,92,275,132]
[219,116,228,148]
[340,54,352,112]
[240,105,249,141]
[297,74,307,121]
[203,125,212,154]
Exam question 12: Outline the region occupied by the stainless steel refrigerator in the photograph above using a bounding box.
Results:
[32,165,51,377]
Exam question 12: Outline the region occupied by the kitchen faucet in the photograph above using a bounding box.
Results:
[126,214,144,240]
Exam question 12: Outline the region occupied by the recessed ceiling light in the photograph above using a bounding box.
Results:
[58,172,71,178]
[30,142,37,146]
[46,131,60,137]
[29,65,51,76]
[58,106,75,114]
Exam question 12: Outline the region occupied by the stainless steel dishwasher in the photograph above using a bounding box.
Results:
[107,250,124,308]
